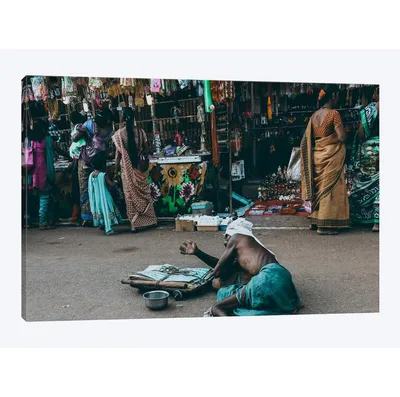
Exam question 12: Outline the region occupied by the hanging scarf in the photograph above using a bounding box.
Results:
[135,80,145,107]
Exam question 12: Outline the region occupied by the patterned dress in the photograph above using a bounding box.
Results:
[301,109,350,228]
[349,103,379,225]
[112,126,157,231]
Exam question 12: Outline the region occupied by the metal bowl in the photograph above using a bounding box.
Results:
[143,290,169,310]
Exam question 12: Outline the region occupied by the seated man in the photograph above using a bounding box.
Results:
[180,219,301,317]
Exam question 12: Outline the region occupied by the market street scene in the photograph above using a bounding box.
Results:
[21,77,379,320]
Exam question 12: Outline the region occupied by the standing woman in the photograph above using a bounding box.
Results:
[300,84,350,235]
[350,88,379,232]
[72,108,114,226]
[112,107,157,232]
[28,120,57,230]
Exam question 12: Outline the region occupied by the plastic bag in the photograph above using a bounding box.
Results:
[30,76,48,101]
[287,147,301,181]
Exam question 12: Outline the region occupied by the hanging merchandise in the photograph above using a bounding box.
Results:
[135,80,145,107]
[203,80,214,113]
[88,77,103,91]
[286,147,301,181]
[47,99,59,120]
[197,81,204,97]
[210,112,219,166]
[61,76,76,97]
[47,77,62,100]
[120,78,136,88]
[231,160,245,182]
[178,79,190,89]
[150,79,161,93]
[211,81,225,104]
[31,76,48,101]
[267,96,273,120]
[145,84,153,105]
[21,82,34,104]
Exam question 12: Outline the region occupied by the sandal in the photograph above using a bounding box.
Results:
[317,228,339,235]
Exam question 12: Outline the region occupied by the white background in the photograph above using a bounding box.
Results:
[1,1,400,396]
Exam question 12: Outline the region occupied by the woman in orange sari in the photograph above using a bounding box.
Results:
[300,85,349,235]
[112,107,157,233]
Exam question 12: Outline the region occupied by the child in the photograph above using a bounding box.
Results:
[88,152,122,235]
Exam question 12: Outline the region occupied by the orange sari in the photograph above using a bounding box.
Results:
[300,114,350,228]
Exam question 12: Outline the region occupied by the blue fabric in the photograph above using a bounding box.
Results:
[38,184,53,225]
[84,119,113,139]
[88,172,122,234]
[84,119,95,137]
[217,263,301,316]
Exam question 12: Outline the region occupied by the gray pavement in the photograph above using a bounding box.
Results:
[22,218,379,321]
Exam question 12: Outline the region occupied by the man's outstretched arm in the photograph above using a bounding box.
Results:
[180,240,219,268]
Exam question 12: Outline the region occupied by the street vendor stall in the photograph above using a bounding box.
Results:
[148,155,209,217]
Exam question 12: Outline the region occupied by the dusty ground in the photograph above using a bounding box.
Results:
[21,217,379,322]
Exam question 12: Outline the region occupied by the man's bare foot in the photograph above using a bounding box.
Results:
[372,224,379,232]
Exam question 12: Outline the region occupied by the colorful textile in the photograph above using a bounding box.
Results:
[69,125,87,160]
[217,263,301,316]
[30,76,48,101]
[113,127,157,231]
[38,185,55,226]
[88,172,122,234]
[80,119,112,168]
[300,111,350,228]
[350,102,379,224]
[148,162,207,216]
[150,79,161,93]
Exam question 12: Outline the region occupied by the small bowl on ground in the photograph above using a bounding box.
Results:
[143,290,170,310]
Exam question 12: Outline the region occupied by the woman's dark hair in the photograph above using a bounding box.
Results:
[319,84,340,106]
[123,107,138,168]
[91,151,107,172]
[28,119,48,142]
[70,111,87,125]
[95,108,113,128]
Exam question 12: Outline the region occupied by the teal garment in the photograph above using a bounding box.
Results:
[69,138,86,160]
[38,183,54,225]
[217,263,301,316]
[88,172,122,235]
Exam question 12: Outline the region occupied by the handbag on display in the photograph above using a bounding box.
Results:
[22,138,34,170]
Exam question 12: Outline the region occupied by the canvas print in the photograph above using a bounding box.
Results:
[21,77,379,320]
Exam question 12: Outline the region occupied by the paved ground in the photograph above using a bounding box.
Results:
[22,217,379,322]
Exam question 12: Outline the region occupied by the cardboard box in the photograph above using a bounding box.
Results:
[175,219,196,232]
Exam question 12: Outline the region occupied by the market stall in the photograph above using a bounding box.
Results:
[22,76,378,224]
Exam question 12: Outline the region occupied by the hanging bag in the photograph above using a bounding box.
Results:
[22,138,34,170]
[287,147,301,181]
